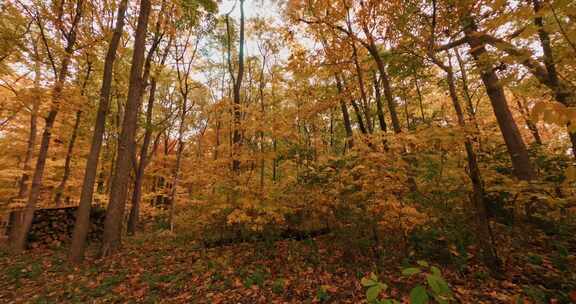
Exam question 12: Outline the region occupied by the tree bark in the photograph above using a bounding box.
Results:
[366,44,401,134]
[70,0,128,263]
[169,98,187,232]
[335,75,354,149]
[12,0,84,252]
[54,110,82,207]
[100,0,151,257]
[515,95,542,145]
[372,71,387,132]
[54,59,92,207]
[127,81,156,235]
[443,56,501,272]
[230,0,245,173]
[462,17,535,180]
[17,49,41,199]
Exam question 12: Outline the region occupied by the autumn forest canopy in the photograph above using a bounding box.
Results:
[0,0,576,302]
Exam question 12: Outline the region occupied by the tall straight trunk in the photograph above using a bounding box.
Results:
[443,56,501,272]
[70,0,128,263]
[127,80,156,235]
[454,48,477,120]
[372,71,387,132]
[231,0,245,173]
[351,99,368,134]
[17,51,41,199]
[54,110,82,207]
[357,14,401,133]
[126,16,170,235]
[462,17,535,180]
[12,0,83,252]
[348,22,372,133]
[258,56,266,193]
[367,45,401,134]
[169,99,187,232]
[515,96,542,145]
[101,0,151,257]
[335,75,354,149]
[54,61,92,207]
[413,74,425,123]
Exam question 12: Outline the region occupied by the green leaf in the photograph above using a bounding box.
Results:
[366,285,382,302]
[416,260,429,268]
[426,274,451,296]
[361,277,376,287]
[430,266,441,277]
[410,285,429,304]
[402,267,421,276]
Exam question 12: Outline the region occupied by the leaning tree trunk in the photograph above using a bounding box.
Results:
[462,17,535,181]
[100,0,151,257]
[12,0,83,252]
[70,0,128,263]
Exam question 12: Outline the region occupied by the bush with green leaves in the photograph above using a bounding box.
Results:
[361,261,454,304]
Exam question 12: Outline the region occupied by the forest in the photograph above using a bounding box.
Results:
[0,0,575,302]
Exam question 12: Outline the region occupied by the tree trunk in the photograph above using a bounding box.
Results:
[17,53,40,199]
[169,100,187,233]
[515,95,542,145]
[462,17,535,180]
[349,28,372,133]
[100,0,151,257]
[54,110,82,207]
[351,99,368,135]
[54,60,92,207]
[231,0,245,173]
[372,71,387,132]
[367,44,401,134]
[70,0,128,263]
[12,0,83,252]
[335,75,354,149]
[127,80,157,235]
[531,0,575,156]
[444,58,501,272]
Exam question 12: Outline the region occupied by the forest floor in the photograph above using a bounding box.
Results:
[0,226,575,304]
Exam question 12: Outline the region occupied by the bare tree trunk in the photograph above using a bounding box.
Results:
[351,99,368,135]
[229,0,245,173]
[54,60,92,207]
[169,100,187,233]
[348,18,372,133]
[532,0,575,156]
[70,0,128,263]
[258,56,266,193]
[127,81,156,235]
[54,110,82,207]
[12,0,84,252]
[515,95,542,145]
[462,16,535,180]
[100,0,151,257]
[413,73,425,123]
[367,45,401,134]
[335,75,354,149]
[17,49,41,199]
[443,56,502,272]
[372,71,387,133]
